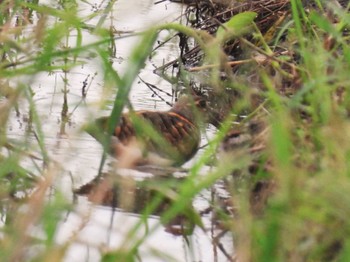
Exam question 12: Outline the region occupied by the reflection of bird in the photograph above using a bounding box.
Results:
[86,95,207,167]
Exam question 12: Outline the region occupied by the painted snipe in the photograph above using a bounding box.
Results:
[86,95,207,167]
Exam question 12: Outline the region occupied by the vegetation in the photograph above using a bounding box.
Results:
[1,0,350,261]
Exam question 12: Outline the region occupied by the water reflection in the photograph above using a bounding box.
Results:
[5,0,235,261]
[75,172,196,235]
[67,167,234,261]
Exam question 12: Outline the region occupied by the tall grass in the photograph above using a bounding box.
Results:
[243,1,350,261]
[0,0,121,260]
[1,0,350,261]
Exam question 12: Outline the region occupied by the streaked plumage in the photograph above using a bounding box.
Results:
[87,95,207,167]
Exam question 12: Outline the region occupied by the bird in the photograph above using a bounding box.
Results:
[85,95,207,168]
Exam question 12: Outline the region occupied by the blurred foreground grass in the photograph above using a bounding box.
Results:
[1,0,350,261]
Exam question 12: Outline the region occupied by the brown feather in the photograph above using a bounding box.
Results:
[88,95,206,166]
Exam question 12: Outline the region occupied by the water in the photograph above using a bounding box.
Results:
[6,1,234,261]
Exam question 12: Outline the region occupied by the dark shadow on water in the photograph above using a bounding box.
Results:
[74,167,236,261]
[74,169,197,236]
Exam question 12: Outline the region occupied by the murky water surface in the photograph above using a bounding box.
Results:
[7,1,233,261]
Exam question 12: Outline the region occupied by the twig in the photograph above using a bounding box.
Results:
[188,59,253,72]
